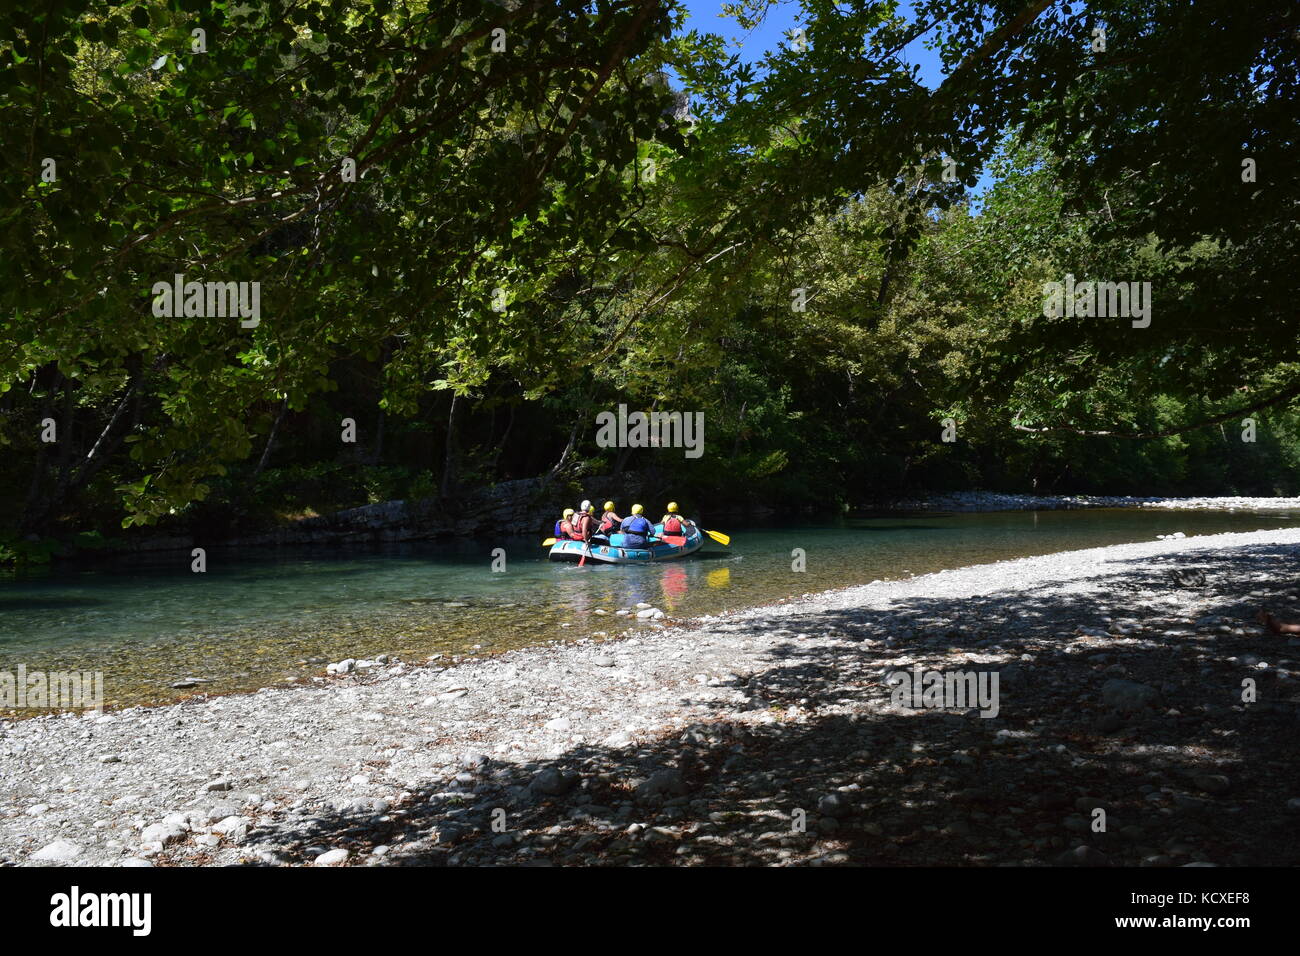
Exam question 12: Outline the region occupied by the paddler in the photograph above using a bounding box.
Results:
[554,508,575,540]
[659,501,687,536]
[598,501,622,537]
[571,504,596,542]
[618,503,654,548]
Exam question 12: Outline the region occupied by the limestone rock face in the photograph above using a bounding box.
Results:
[239,473,661,544]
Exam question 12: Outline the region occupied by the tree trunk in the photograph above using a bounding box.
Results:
[613,398,657,474]
[550,410,583,478]
[368,341,393,466]
[23,365,142,534]
[20,369,63,532]
[66,372,140,493]
[440,392,462,499]
[731,400,748,459]
[490,402,516,473]
[253,398,289,477]
[613,441,634,474]
[20,372,74,534]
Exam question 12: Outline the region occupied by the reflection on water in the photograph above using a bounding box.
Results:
[0,509,1293,709]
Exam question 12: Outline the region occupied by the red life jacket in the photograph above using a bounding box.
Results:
[663,514,683,535]
[572,513,593,540]
[599,511,621,534]
[559,518,574,538]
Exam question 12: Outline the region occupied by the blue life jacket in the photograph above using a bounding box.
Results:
[619,514,652,546]
[553,519,564,537]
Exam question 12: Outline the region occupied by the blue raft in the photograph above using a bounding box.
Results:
[548,523,704,564]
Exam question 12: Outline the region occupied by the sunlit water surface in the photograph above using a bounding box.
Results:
[1,509,1293,709]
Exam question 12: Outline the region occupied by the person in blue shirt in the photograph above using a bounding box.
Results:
[553,508,575,540]
[618,503,654,548]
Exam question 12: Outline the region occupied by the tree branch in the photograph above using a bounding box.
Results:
[1012,381,1300,439]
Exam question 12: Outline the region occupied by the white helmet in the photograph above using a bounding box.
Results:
[580,499,592,513]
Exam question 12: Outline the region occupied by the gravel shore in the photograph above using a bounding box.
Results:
[4,527,1300,867]
[887,491,1300,512]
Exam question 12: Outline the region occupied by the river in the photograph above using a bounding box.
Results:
[1,508,1294,709]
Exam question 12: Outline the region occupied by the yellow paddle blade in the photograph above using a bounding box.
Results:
[542,537,557,547]
[704,529,730,546]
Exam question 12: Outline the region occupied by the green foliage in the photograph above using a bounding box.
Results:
[2,0,679,529]
[2,0,1296,557]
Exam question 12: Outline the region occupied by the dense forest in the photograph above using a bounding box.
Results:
[2,0,1297,562]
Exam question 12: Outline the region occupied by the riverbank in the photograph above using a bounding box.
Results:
[44,486,1300,563]
[3,527,1299,867]
[883,491,1300,513]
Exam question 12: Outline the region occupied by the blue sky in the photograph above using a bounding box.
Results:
[673,0,996,199]
[677,0,949,87]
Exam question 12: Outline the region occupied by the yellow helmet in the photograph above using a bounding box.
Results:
[603,501,615,511]
[631,503,644,515]
[666,501,679,513]
[563,508,574,518]
[588,505,597,514]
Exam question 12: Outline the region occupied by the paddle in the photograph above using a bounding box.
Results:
[703,529,730,546]
[542,537,557,547]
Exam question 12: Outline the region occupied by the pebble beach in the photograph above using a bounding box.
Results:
[4,522,1299,867]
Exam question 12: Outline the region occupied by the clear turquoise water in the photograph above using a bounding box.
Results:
[0,509,1293,709]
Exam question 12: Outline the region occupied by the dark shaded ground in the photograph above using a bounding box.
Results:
[211,545,1300,866]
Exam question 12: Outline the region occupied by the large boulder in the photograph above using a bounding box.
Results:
[634,768,689,803]
[1101,679,1162,713]
[31,840,83,862]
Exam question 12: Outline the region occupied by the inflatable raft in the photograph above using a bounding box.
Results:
[548,523,704,564]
